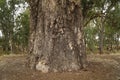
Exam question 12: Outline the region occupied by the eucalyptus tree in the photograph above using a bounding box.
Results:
[82,0,120,54]
[14,9,29,52]
[0,0,26,53]
[27,0,87,72]
[0,0,14,52]
[105,2,120,51]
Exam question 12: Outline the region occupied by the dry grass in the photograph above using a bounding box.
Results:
[0,53,120,80]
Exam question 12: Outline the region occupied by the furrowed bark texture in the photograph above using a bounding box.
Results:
[28,0,87,72]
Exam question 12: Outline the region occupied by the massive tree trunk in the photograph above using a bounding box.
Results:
[27,0,87,73]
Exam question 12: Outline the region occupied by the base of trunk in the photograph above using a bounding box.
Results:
[28,53,86,73]
[36,60,81,73]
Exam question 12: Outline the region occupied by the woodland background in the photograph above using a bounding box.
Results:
[0,0,119,55]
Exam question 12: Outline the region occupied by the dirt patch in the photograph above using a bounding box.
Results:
[0,54,120,80]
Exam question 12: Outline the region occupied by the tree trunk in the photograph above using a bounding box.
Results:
[116,34,119,51]
[99,26,104,54]
[99,13,104,54]
[27,0,87,73]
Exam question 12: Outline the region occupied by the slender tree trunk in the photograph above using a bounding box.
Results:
[116,34,119,51]
[27,0,87,73]
[9,34,13,54]
[110,44,113,51]
[99,27,104,54]
[99,14,104,54]
[2,33,10,52]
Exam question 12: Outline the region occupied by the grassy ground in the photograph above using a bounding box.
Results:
[0,53,120,80]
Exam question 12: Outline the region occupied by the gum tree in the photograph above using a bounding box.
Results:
[27,0,87,72]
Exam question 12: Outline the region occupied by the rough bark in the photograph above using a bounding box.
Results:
[27,0,87,73]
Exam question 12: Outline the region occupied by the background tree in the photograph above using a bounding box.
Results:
[0,0,28,54]
[82,0,120,54]
[14,9,29,53]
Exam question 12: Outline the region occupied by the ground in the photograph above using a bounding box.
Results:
[0,54,120,80]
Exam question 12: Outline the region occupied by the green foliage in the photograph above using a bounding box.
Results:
[84,24,98,51]
[14,9,29,48]
[0,0,29,54]
[82,0,120,53]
